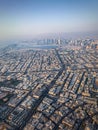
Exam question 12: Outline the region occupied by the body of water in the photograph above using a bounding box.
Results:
[31,44,58,49]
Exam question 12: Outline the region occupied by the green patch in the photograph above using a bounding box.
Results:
[0,93,14,105]
[0,78,22,88]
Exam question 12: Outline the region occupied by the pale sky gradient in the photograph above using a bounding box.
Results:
[0,0,98,39]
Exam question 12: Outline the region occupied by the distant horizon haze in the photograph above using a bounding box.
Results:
[0,0,98,40]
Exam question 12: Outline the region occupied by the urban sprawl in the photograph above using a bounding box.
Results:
[0,39,98,130]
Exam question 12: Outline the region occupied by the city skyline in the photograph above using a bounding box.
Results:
[0,0,98,40]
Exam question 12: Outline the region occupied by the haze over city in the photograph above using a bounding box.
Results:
[0,0,98,40]
[0,1,98,130]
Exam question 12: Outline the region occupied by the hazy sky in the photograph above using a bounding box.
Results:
[0,0,98,39]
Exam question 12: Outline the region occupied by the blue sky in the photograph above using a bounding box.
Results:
[0,0,98,39]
